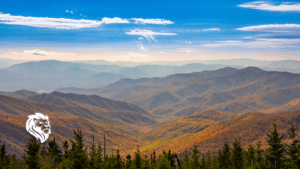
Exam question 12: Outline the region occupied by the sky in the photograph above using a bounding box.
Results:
[0,0,300,62]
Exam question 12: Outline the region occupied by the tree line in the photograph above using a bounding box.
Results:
[0,119,299,169]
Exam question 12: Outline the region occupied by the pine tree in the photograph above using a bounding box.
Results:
[245,144,255,168]
[152,151,156,165]
[68,128,88,169]
[166,149,175,168]
[265,119,285,169]
[134,147,142,169]
[47,137,62,164]
[206,151,213,169]
[89,134,97,169]
[125,154,131,169]
[62,140,69,159]
[113,149,123,169]
[95,142,103,168]
[142,154,151,169]
[286,124,300,168]
[24,136,41,169]
[0,141,10,169]
[182,149,192,169]
[157,154,172,169]
[200,153,206,169]
[231,137,243,169]
[255,141,264,168]
[219,140,231,169]
[191,143,200,169]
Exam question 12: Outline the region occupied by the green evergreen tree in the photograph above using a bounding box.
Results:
[286,124,300,168]
[68,128,88,169]
[113,149,123,169]
[125,154,131,169]
[0,141,10,169]
[166,149,175,168]
[265,120,285,169]
[95,142,103,168]
[24,136,41,169]
[191,143,200,169]
[89,134,97,169]
[62,140,69,158]
[200,153,206,169]
[142,154,151,169]
[182,149,192,169]
[152,151,156,165]
[219,140,231,169]
[134,147,142,169]
[47,137,62,164]
[206,151,213,169]
[245,144,255,168]
[255,141,264,168]
[212,153,218,169]
[231,137,244,169]
[157,155,172,169]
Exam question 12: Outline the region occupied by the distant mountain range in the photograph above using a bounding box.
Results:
[2,59,300,92]
[57,67,300,118]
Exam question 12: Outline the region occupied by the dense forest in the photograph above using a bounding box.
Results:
[0,120,299,169]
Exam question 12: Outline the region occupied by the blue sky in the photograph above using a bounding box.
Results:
[0,0,300,62]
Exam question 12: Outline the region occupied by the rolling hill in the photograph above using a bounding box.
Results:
[0,93,157,155]
[139,110,300,157]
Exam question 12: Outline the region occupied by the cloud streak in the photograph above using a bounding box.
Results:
[132,18,174,25]
[202,38,300,48]
[238,1,300,11]
[0,13,129,29]
[203,28,220,32]
[22,49,76,56]
[236,24,300,32]
[126,29,177,41]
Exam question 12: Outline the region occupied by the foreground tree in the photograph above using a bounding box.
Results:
[191,143,201,169]
[68,128,88,169]
[285,124,300,168]
[24,136,41,169]
[0,141,10,169]
[265,120,285,169]
[219,140,232,169]
[231,137,244,169]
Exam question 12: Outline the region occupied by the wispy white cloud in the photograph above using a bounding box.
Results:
[236,24,300,32]
[131,18,174,25]
[101,17,129,24]
[202,38,300,48]
[0,13,129,29]
[80,14,87,17]
[66,10,75,14]
[238,1,300,11]
[185,41,192,44]
[137,43,147,51]
[10,49,77,58]
[203,28,220,32]
[126,29,177,41]
[176,48,195,53]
